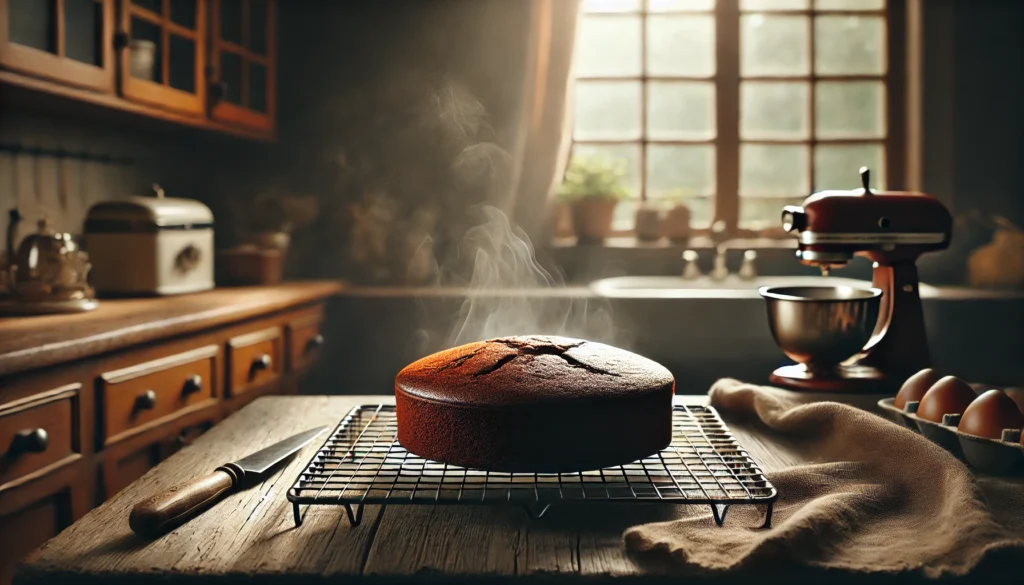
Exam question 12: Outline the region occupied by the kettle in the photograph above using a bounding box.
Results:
[2,208,97,314]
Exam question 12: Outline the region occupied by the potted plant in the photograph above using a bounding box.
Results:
[556,154,628,244]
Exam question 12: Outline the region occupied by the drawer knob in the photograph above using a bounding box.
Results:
[306,334,325,352]
[9,428,49,457]
[136,389,158,411]
[183,374,203,395]
[251,354,272,376]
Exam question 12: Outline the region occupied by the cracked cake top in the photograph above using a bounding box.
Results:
[395,335,675,407]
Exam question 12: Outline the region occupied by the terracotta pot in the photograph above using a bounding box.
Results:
[662,203,692,243]
[635,205,663,242]
[569,198,618,244]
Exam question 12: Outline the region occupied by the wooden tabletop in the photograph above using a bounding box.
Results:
[0,281,343,377]
[14,395,1017,585]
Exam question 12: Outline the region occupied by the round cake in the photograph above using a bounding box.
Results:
[395,335,675,472]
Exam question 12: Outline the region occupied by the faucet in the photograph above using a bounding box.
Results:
[711,239,760,281]
[681,250,702,280]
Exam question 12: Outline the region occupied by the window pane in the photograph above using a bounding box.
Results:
[741,15,809,76]
[648,144,716,197]
[741,82,809,140]
[740,197,805,229]
[815,81,884,138]
[572,143,642,196]
[65,0,101,66]
[815,16,885,75]
[584,0,641,12]
[647,15,715,77]
[740,144,809,195]
[170,0,196,29]
[169,35,195,93]
[129,18,161,82]
[612,200,639,231]
[814,144,884,190]
[741,0,809,10]
[250,0,268,55]
[221,0,242,44]
[648,82,715,140]
[574,81,642,140]
[576,15,641,77]
[815,0,884,9]
[648,0,715,11]
[221,51,243,105]
[10,0,55,53]
[250,62,268,113]
[132,0,161,14]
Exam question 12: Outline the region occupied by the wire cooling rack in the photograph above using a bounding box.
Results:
[287,403,777,528]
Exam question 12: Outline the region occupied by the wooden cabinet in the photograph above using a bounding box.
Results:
[0,283,342,582]
[0,0,275,138]
[209,0,274,131]
[0,0,115,91]
[118,0,206,114]
[286,312,324,373]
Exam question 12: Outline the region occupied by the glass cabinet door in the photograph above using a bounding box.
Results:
[209,0,274,131]
[119,0,205,114]
[0,0,115,91]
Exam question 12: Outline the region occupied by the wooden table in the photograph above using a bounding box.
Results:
[12,395,1015,584]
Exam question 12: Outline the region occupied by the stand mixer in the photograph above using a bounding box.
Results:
[766,168,953,392]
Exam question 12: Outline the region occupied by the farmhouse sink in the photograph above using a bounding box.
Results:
[589,275,940,299]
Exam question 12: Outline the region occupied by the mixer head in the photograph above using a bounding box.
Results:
[781,168,953,267]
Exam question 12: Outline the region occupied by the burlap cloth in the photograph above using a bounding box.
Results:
[624,379,1024,577]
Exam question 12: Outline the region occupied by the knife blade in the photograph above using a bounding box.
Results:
[128,426,327,537]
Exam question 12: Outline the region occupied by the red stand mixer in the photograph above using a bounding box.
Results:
[769,168,953,392]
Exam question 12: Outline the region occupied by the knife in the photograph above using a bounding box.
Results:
[129,426,327,537]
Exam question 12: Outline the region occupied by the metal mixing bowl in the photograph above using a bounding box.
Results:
[759,285,883,373]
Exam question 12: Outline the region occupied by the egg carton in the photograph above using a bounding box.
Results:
[877,398,1024,475]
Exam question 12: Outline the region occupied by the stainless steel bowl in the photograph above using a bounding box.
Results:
[759,285,883,373]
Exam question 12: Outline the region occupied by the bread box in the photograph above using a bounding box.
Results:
[84,188,214,295]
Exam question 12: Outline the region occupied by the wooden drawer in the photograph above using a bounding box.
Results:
[0,385,79,494]
[287,315,325,372]
[228,327,283,397]
[99,346,218,446]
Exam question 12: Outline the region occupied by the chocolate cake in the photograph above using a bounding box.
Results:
[395,335,675,472]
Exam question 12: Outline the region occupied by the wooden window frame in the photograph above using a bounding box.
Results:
[119,0,206,115]
[209,0,275,131]
[570,0,905,240]
[0,0,115,92]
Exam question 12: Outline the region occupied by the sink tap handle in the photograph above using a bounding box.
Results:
[710,248,730,281]
[739,250,758,280]
[681,250,702,280]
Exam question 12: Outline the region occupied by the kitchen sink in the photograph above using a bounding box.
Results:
[589,275,940,298]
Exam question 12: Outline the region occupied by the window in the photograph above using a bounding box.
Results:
[571,0,900,235]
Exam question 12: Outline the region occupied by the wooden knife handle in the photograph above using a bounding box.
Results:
[129,466,239,538]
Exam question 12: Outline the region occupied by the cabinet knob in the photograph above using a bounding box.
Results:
[8,428,49,457]
[136,389,158,411]
[182,374,203,396]
[305,334,324,352]
[251,354,272,376]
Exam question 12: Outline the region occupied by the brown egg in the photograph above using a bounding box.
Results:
[894,368,942,409]
[959,389,1024,440]
[916,376,977,423]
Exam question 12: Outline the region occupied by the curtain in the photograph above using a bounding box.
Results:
[507,0,582,242]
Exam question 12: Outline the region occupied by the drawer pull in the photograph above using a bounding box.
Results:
[305,334,325,353]
[8,428,49,457]
[182,374,203,396]
[135,389,158,411]
[250,354,272,377]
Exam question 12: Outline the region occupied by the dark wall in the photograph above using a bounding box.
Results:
[951,0,1024,225]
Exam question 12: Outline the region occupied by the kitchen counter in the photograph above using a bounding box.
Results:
[0,281,344,377]
[16,395,1022,584]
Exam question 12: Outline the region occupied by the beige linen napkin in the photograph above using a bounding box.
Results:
[624,379,1024,577]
